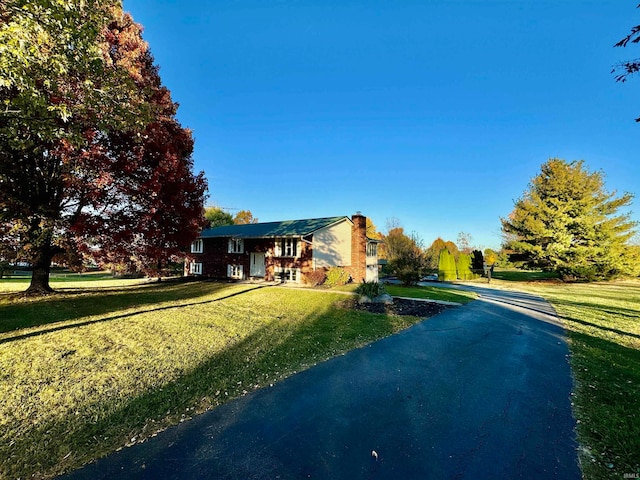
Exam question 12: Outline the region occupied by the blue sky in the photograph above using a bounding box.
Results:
[123,0,639,250]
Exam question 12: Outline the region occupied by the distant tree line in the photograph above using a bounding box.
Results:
[204,206,259,227]
[373,219,499,285]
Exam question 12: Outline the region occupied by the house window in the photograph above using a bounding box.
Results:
[228,238,244,254]
[189,262,203,275]
[366,242,377,257]
[274,266,300,283]
[275,238,298,257]
[227,264,243,279]
[191,239,203,254]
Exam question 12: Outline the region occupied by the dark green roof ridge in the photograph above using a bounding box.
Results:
[200,216,350,239]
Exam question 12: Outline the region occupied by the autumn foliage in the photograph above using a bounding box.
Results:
[0,2,207,292]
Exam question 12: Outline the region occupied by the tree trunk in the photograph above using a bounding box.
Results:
[26,258,54,294]
[25,225,55,295]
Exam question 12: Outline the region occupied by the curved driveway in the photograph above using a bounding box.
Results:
[62,285,580,479]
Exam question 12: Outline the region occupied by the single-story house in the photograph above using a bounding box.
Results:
[186,213,380,283]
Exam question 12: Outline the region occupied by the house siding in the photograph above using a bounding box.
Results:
[312,219,352,268]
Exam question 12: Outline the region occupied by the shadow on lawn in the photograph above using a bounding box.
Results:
[0,280,251,335]
[563,312,640,341]
[0,284,267,345]
[4,296,402,480]
[551,297,640,341]
[564,330,640,479]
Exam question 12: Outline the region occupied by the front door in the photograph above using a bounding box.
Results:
[250,252,266,277]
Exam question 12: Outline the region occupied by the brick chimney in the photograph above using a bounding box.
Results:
[350,212,367,283]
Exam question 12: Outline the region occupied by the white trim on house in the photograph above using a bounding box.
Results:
[191,239,203,254]
[366,242,377,258]
[274,266,300,283]
[274,238,299,258]
[228,238,244,254]
[250,252,266,277]
[189,262,203,275]
[227,264,244,279]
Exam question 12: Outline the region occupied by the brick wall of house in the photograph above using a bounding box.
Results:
[345,213,367,283]
[194,237,313,281]
[269,240,313,281]
[195,238,244,278]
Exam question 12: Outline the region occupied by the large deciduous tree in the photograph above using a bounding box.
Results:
[456,231,474,254]
[233,210,258,225]
[0,1,207,293]
[385,226,426,285]
[501,159,637,281]
[204,206,234,228]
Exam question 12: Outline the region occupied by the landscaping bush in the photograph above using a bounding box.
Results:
[325,267,350,287]
[304,269,327,286]
[387,245,425,286]
[385,228,426,286]
[392,263,423,286]
[355,281,386,298]
[457,253,474,280]
[438,249,457,281]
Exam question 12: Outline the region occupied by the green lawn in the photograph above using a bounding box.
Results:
[0,270,146,292]
[3,274,638,479]
[0,279,433,479]
[384,284,476,304]
[507,279,640,479]
[490,268,559,282]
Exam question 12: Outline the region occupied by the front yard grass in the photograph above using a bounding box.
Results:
[4,273,637,479]
[513,280,640,479]
[490,268,560,282]
[0,280,430,479]
[384,284,477,304]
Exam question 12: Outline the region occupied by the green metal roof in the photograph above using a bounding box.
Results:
[200,216,350,239]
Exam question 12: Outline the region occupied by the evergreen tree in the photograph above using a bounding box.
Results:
[501,158,637,280]
[438,249,457,281]
[457,253,473,280]
[472,249,485,273]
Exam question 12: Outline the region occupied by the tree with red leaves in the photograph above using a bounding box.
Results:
[613,4,640,121]
[0,1,207,293]
[93,100,207,280]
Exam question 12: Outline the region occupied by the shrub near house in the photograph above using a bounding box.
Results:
[186,213,380,284]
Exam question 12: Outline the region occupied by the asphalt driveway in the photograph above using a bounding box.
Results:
[61,286,580,479]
